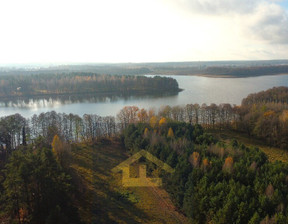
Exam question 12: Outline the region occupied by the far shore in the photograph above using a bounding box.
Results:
[146,73,288,78]
[194,73,288,78]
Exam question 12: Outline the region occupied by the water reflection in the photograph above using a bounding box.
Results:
[0,91,179,109]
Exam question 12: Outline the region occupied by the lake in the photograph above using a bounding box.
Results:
[1,74,288,118]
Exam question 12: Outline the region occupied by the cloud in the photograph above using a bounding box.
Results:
[164,0,288,44]
[165,0,258,15]
[247,3,288,44]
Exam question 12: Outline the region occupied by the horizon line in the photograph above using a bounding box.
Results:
[1,59,288,68]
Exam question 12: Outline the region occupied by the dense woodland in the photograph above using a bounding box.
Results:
[0,146,81,223]
[0,87,288,223]
[123,121,288,223]
[0,73,180,98]
[239,87,288,148]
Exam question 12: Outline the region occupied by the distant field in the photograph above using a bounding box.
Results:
[1,60,288,78]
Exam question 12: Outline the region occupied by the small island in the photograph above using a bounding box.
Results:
[0,73,181,100]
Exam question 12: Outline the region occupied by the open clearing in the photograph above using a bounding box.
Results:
[211,130,288,163]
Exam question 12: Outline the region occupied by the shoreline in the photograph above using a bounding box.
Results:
[147,73,288,78]
[194,73,288,78]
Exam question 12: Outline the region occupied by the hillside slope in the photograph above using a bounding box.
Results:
[70,139,189,224]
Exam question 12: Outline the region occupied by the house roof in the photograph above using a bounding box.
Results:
[111,149,174,174]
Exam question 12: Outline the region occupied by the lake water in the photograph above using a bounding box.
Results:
[1,74,288,118]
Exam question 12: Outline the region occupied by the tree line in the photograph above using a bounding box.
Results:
[0,112,116,152]
[117,86,288,149]
[149,64,288,77]
[0,104,237,152]
[1,86,288,153]
[205,65,288,77]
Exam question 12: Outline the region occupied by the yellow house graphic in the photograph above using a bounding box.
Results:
[111,150,174,187]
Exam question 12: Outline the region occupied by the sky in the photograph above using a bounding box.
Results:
[0,0,287,64]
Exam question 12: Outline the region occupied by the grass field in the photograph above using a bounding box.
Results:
[210,130,288,163]
[69,138,189,224]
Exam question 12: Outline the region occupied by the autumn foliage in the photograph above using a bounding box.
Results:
[202,158,209,172]
[189,152,200,168]
[52,135,62,158]
[137,108,149,123]
[279,110,288,122]
[150,116,158,129]
[167,127,174,138]
[51,135,70,167]
[159,117,167,126]
[223,156,234,173]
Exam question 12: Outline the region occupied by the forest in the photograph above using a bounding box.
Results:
[0,87,288,223]
[0,73,180,99]
[122,121,288,223]
[204,65,288,77]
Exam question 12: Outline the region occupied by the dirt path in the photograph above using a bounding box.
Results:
[148,185,188,224]
[130,185,189,224]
